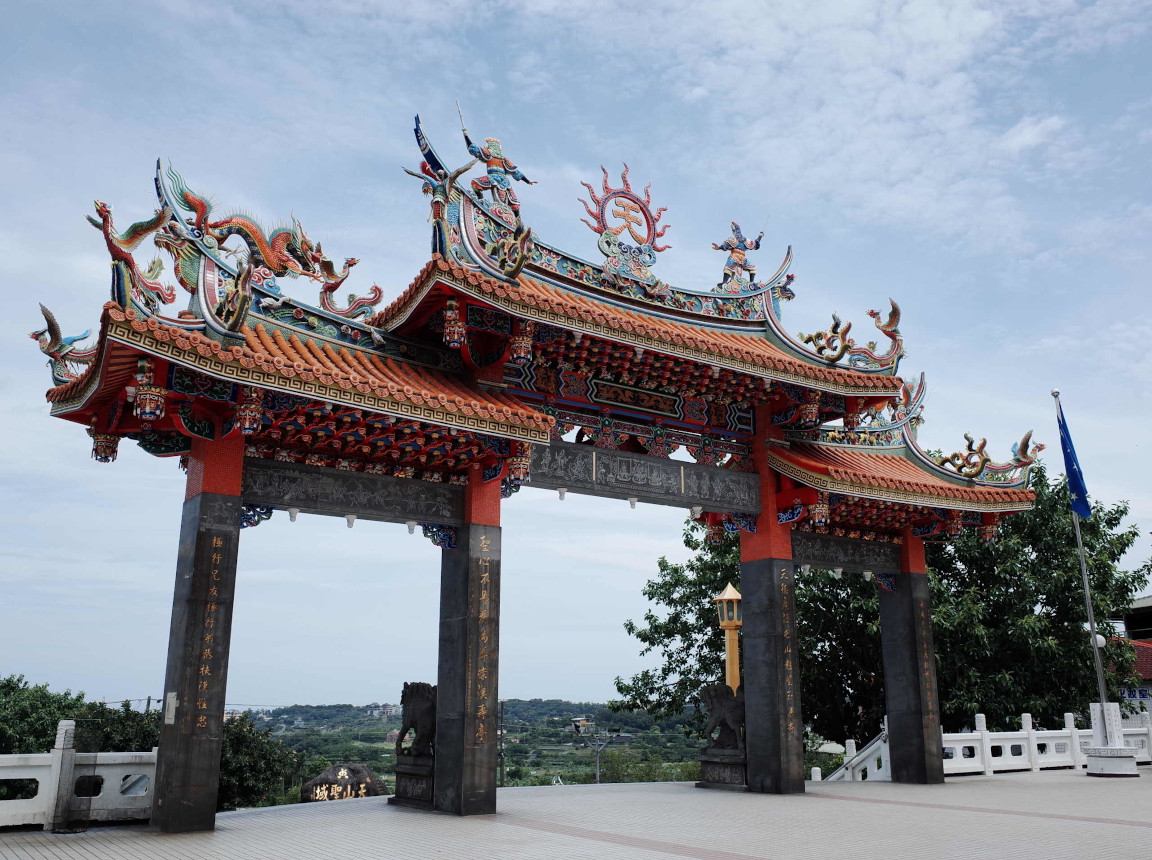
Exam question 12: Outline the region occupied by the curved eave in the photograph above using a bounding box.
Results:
[47,303,552,445]
[370,257,905,399]
[767,443,1034,513]
[45,311,137,423]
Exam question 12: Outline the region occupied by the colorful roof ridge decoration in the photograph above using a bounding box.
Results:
[768,443,1034,511]
[403,116,905,376]
[47,303,552,443]
[370,255,904,396]
[764,368,1046,527]
[30,117,1037,537]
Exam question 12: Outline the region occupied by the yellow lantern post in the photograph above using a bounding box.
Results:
[713,583,743,692]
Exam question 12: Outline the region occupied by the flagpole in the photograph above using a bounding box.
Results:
[1052,390,1110,739]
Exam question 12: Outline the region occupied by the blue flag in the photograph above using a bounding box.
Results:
[1056,403,1091,519]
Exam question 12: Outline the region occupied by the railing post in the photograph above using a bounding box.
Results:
[879,716,891,780]
[974,713,993,775]
[844,739,857,781]
[1064,713,1082,768]
[811,766,822,781]
[48,720,76,833]
[1140,712,1152,763]
[1022,713,1039,772]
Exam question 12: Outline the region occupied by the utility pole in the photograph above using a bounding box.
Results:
[586,732,613,783]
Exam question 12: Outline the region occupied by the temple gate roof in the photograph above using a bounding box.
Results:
[30,120,1041,538]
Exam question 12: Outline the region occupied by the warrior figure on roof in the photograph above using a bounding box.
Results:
[463,128,536,230]
[712,222,763,290]
[404,157,476,257]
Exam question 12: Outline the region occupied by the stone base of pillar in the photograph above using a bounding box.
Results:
[389,756,436,809]
[1085,748,1140,778]
[696,748,747,790]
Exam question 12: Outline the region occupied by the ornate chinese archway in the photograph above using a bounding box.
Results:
[32,117,1038,831]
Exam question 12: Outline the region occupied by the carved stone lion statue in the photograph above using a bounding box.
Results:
[396,681,437,758]
[701,682,745,751]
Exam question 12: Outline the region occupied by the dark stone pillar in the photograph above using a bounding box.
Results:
[742,557,805,793]
[877,534,944,784]
[739,407,804,794]
[434,467,500,815]
[152,436,244,832]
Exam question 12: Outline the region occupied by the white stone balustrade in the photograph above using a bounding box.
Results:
[0,721,156,830]
[823,710,1152,781]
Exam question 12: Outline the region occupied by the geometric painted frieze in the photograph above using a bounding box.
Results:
[241,458,464,525]
[528,440,760,513]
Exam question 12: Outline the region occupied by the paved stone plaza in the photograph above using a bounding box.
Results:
[3,770,1151,859]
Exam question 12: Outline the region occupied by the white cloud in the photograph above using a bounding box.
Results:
[999,115,1067,153]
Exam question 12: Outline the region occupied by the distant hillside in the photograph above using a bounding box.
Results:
[501,698,606,725]
[268,703,390,729]
[502,699,690,733]
[264,698,691,734]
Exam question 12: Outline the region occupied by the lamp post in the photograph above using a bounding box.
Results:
[713,583,743,693]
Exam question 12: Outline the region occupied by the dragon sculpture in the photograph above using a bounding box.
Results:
[164,169,322,280]
[87,201,176,310]
[214,262,254,332]
[799,313,853,363]
[29,304,98,386]
[794,298,905,373]
[938,428,1044,484]
[937,432,991,479]
[160,166,381,318]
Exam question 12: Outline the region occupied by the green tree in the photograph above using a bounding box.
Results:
[927,464,1148,730]
[612,527,886,744]
[0,676,298,810]
[217,714,296,810]
[612,523,739,735]
[615,464,1149,743]
[0,675,88,755]
[0,677,160,755]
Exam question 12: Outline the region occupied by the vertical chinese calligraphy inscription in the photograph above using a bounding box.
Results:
[738,406,805,794]
[875,529,945,784]
[434,465,501,815]
[152,435,244,832]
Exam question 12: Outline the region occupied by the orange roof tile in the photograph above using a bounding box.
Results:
[47,303,552,441]
[769,441,1034,509]
[370,256,904,395]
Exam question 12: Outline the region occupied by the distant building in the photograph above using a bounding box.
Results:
[570,716,595,734]
[365,702,401,717]
[1114,597,1152,713]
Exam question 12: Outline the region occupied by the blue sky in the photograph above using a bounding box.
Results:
[2,1,1150,709]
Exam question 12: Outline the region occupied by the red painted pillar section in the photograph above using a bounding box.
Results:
[435,463,502,814]
[739,406,804,793]
[152,434,245,832]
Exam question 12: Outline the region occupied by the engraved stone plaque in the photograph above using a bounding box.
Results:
[242,459,464,525]
[529,441,759,513]
[790,530,901,573]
